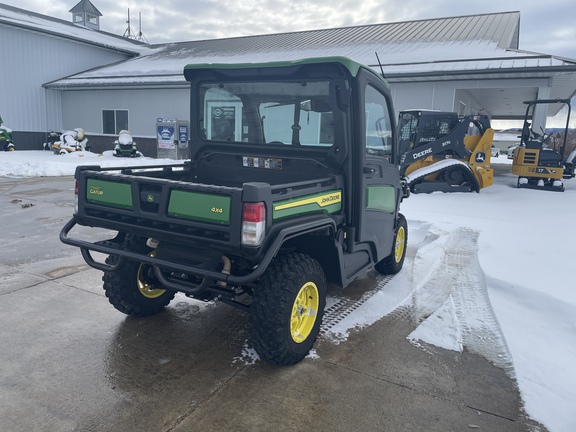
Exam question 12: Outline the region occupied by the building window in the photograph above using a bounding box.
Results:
[87,14,98,25]
[74,13,83,23]
[102,110,129,134]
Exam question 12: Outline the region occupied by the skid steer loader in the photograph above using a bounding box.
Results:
[511,98,573,192]
[398,110,494,193]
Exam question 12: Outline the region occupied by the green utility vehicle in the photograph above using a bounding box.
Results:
[61,57,408,365]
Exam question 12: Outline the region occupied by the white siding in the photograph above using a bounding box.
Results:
[0,24,132,132]
[392,78,550,118]
[61,88,189,137]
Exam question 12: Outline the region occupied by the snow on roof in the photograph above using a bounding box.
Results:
[3,7,569,89]
[44,38,576,89]
[0,3,148,55]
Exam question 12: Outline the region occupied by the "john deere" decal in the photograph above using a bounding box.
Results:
[273,190,342,220]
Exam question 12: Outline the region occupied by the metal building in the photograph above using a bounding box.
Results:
[1,4,575,151]
[0,3,145,147]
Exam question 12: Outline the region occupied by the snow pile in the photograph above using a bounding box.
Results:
[0,150,183,177]
[407,226,513,371]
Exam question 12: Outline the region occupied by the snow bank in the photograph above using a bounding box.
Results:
[0,150,183,177]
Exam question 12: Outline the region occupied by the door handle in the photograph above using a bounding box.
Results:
[363,166,376,174]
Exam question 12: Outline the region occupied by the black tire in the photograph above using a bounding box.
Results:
[375,213,408,275]
[249,253,326,366]
[102,235,175,317]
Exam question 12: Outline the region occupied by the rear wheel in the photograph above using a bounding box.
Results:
[103,235,175,317]
[250,253,326,365]
[375,213,407,275]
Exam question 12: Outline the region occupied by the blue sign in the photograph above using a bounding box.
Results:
[157,125,175,149]
[179,125,188,144]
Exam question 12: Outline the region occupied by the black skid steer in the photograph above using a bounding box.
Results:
[398,110,494,193]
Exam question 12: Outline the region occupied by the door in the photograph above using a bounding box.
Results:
[357,78,399,260]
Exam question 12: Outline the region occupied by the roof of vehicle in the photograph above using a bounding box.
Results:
[183,56,390,88]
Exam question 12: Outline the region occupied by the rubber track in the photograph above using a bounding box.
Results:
[409,163,478,191]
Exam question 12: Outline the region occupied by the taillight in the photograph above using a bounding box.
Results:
[242,202,266,246]
[74,180,79,213]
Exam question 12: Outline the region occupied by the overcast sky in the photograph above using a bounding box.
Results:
[2,0,575,59]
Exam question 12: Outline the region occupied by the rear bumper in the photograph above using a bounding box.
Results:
[60,215,336,286]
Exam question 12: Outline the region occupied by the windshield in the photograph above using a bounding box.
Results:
[397,112,419,152]
[199,80,334,146]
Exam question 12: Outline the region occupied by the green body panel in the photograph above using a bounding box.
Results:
[86,179,133,209]
[366,185,396,213]
[168,190,231,225]
[273,190,342,220]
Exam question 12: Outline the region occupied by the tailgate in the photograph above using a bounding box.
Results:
[77,168,243,247]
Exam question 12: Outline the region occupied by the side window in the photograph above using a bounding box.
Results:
[364,85,393,159]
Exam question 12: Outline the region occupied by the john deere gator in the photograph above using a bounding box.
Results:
[61,57,408,365]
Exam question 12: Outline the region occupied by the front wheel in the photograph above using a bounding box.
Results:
[102,235,175,317]
[250,253,326,365]
[375,213,407,275]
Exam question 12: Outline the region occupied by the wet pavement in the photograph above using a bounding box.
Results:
[0,176,545,432]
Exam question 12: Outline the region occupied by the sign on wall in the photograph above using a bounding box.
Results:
[157,124,175,149]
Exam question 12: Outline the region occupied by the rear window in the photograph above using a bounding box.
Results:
[199,80,334,147]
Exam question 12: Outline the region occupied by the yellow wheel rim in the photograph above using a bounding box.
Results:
[9,147,14,151]
[394,226,406,263]
[290,282,319,343]
[136,252,166,299]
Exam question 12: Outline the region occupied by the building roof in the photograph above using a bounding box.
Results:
[44,11,576,91]
[0,3,146,55]
[69,0,102,17]
[4,5,574,119]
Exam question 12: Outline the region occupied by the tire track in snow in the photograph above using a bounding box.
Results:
[320,275,395,336]
[320,220,440,342]
[409,227,515,374]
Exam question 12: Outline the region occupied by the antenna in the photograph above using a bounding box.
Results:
[123,8,135,39]
[135,12,149,44]
[375,52,385,78]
